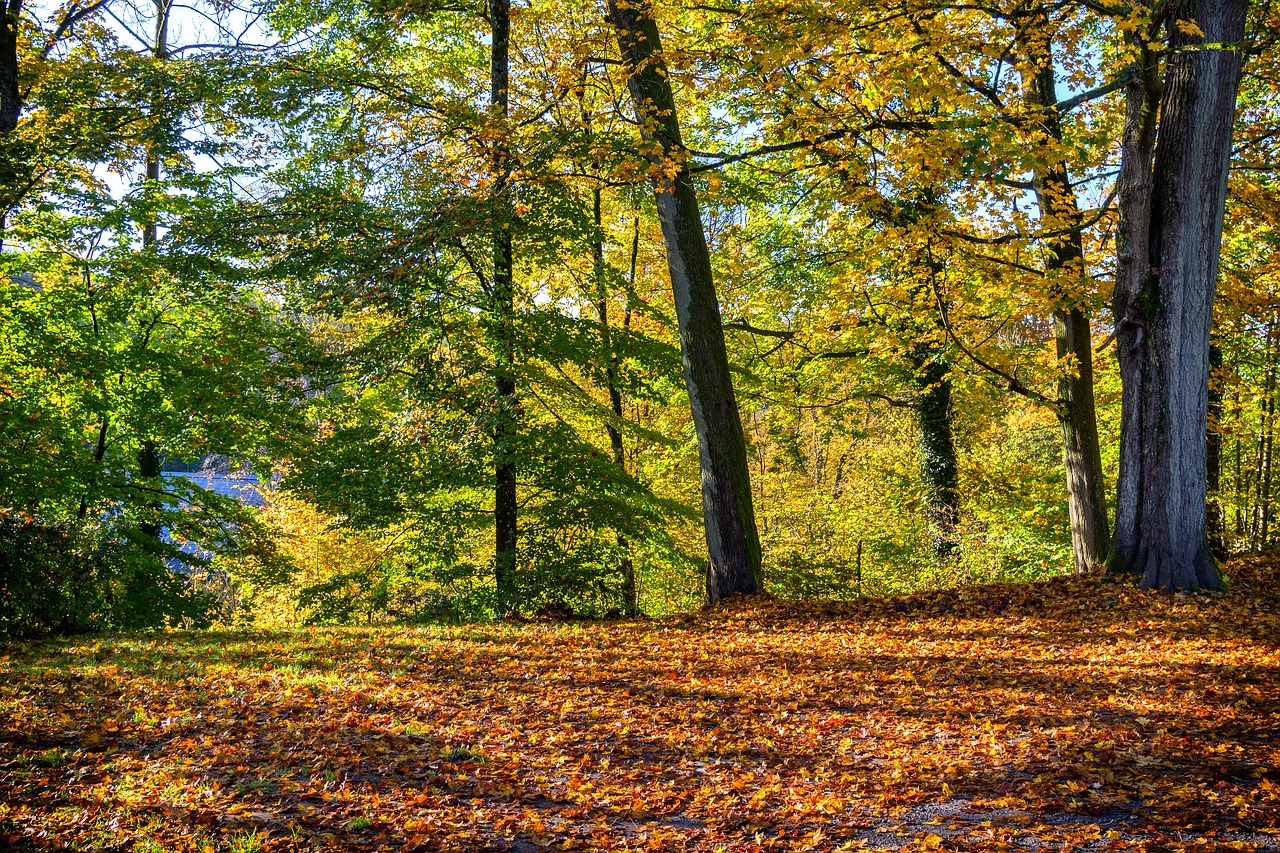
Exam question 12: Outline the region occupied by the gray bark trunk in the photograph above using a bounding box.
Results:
[1019,26,1111,574]
[490,0,518,610]
[143,0,168,247]
[1110,0,1247,590]
[606,0,761,603]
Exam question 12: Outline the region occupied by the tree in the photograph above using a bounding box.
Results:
[1018,16,1111,574]
[1110,0,1249,589]
[1,0,112,248]
[605,0,762,603]
[488,0,518,611]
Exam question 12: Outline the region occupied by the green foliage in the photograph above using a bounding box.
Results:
[6,0,1277,628]
[0,517,218,638]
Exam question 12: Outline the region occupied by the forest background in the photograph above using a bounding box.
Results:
[1,0,1277,634]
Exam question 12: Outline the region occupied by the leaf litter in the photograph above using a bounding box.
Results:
[1,558,1278,852]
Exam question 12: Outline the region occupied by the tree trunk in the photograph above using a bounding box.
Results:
[134,0,169,544]
[909,343,959,559]
[1207,342,1226,556]
[1019,25,1111,574]
[606,0,761,604]
[1110,0,1247,590]
[137,440,162,539]
[1252,362,1271,549]
[1111,39,1160,578]
[592,188,638,615]
[143,0,168,247]
[1260,361,1275,549]
[76,418,109,521]
[490,0,518,611]
[0,0,22,250]
[0,0,17,137]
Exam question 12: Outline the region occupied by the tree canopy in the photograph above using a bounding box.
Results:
[1,0,1277,632]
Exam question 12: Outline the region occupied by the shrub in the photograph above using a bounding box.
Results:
[0,515,218,638]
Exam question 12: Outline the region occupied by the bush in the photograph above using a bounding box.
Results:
[0,515,219,638]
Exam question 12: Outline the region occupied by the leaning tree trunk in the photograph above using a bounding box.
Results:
[1110,0,1247,590]
[606,0,761,603]
[490,0,518,610]
[1019,24,1111,574]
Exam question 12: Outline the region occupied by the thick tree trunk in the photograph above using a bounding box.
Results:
[591,189,638,615]
[606,0,761,604]
[490,0,518,610]
[909,343,959,558]
[1056,308,1110,572]
[1111,40,1160,576]
[1019,28,1111,574]
[1110,0,1247,590]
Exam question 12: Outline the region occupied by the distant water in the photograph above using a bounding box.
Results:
[157,470,266,568]
[161,471,265,507]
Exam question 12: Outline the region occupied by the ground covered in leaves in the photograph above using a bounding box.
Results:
[3,561,1279,853]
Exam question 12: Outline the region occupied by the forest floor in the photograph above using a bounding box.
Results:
[2,561,1279,853]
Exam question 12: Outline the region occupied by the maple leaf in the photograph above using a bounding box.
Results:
[1176,18,1207,36]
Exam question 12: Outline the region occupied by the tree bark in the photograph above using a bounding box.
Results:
[1019,24,1111,574]
[133,0,168,544]
[1259,357,1275,549]
[0,0,17,138]
[606,0,761,604]
[142,0,168,247]
[490,0,518,610]
[136,440,162,539]
[1110,0,1247,590]
[1206,342,1226,555]
[0,0,22,250]
[591,188,638,615]
[908,342,959,558]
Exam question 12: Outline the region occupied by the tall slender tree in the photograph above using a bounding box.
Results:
[1018,18,1111,574]
[135,0,170,540]
[490,0,518,610]
[605,0,761,603]
[591,189,639,614]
